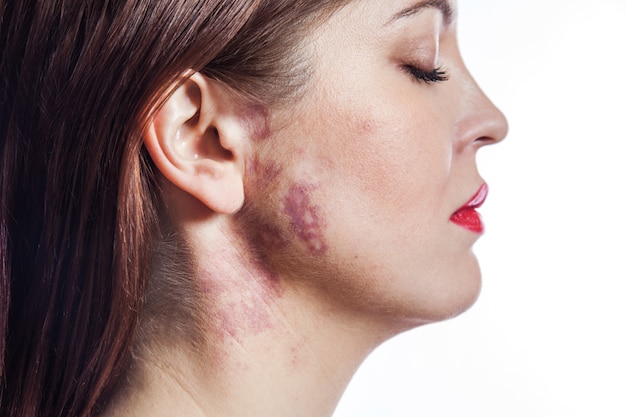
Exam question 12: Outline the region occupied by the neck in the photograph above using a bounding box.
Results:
[105,219,394,417]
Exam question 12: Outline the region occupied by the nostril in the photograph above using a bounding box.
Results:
[475,109,508,147]
[475,136,495,145]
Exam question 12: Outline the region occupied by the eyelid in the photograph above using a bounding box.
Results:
[404,64,449,84]
[398,33,442,80]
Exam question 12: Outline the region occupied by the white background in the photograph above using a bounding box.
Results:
[335,0,626,416]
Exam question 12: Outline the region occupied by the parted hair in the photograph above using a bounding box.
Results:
[0,0,344,415]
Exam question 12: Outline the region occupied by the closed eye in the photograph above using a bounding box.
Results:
[405,65,449,84]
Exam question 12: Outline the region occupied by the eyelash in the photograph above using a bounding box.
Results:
[405,65,449,84]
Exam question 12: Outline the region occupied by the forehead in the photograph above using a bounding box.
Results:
[385,0,455,26]
[330,0,456,27]
[307,0,455,56]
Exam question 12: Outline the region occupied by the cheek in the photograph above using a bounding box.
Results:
[238,104,271,142]
[237,151,331,272]
[323,102,451,215]
[246,155,282,192]
[279,183,327,256]
[238,156,288,254]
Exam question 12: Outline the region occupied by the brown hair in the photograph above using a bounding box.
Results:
[0,0,345,415]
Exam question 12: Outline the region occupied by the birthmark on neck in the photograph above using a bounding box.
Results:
[280,183,327,256]
[199,252,283,343]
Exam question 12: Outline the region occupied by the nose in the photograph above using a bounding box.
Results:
[455,77,508,151]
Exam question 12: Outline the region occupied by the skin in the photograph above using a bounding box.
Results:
[244,0,507,324]
[105,0,507,416]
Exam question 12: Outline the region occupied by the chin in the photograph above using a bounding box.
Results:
[389,256,484,328]
[426,258,483,323]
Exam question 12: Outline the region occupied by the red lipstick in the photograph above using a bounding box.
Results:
[450,183,488,233]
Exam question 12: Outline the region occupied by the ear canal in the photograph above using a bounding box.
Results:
[197,126,235,163]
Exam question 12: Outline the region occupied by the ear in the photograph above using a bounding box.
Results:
[144,73,248,214]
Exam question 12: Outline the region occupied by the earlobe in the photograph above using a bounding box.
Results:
[143,72,246,214]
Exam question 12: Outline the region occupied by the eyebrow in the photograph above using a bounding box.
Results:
[386,0,455,26]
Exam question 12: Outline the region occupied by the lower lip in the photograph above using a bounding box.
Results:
[450,184,488,234]
[450,208,484,233]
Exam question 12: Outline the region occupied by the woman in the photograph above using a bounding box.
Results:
[0,0,507,416]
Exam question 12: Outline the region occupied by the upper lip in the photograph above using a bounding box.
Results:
[454,183,488,212]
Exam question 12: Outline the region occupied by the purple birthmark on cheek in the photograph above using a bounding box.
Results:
[246,155,282,192]
[239,104,271,142]
[238,156,288,255]
[280,183,328,256]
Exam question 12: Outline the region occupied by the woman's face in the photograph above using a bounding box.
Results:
[242,0,507,325]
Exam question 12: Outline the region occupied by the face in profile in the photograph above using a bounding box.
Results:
[240,0,507,328]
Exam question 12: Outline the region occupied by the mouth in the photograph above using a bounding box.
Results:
[450,183,488,234]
